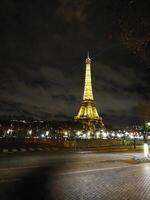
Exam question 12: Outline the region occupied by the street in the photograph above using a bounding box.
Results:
[0,151,150,200]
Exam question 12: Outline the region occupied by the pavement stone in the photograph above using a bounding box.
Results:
[47,163,150,200]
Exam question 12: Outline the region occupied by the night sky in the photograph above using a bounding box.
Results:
[0,0,150,127]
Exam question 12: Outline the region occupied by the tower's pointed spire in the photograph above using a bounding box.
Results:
[84,52,93,100]
[86,51,91,64]
[87,51,89,58]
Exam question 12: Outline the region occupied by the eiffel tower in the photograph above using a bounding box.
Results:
[74,53,104,134]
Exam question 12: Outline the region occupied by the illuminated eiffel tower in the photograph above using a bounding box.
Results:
[74,53,104,134]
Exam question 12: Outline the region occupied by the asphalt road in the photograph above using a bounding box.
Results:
[0,151,150,200]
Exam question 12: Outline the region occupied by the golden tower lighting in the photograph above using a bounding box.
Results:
[74,53,104,134]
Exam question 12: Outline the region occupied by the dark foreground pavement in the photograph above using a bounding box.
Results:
[0,152,150,200]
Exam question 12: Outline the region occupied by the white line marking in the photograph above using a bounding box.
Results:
[12,149,18,152]
[37,148,43,151]
[0,178,20,183]
[0,164,136,172]
[0,165,41,171]
[2,149,8,153]
[29,148,35,151]
[54,164,145,176]
[20,148,26,152]
[45,147,50,151]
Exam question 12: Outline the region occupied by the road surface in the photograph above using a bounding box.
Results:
[0,151,150,200]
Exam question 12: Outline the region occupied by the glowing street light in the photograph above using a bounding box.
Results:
[28,130,32,135]
[64,131,68,138]
[96,131,100,138]
[76,131,81,137]
[147,122,150,126]
[87,131,90,139]
[45,131,49,136]
[101,130,107,139]
[7,129,13,135]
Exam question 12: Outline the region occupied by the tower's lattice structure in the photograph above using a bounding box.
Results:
[74,53,104,134]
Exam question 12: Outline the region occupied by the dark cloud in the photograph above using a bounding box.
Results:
[0,0,149,127]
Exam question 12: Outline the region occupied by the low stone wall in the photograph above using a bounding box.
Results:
[63,139,144,148]
[0,138,145,148]
[124,139,144,146]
